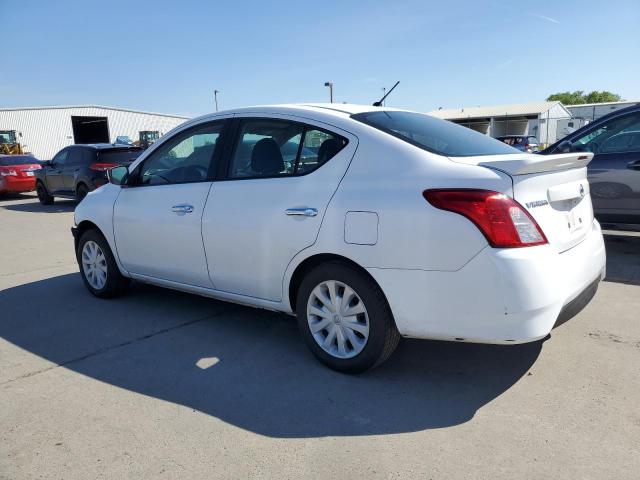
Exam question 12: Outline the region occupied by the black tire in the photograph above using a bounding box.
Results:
[76,229,130,298]
[296,261,401,373]
[76,184,89,202]
[36,181,54,205]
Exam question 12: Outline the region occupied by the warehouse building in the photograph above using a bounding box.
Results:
[0,105,188,159]
[428,101,572,145]
[565,100,639,121]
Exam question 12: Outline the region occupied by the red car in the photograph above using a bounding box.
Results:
[0,154,42,196]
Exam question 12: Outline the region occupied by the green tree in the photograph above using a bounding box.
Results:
[546,90,621,105]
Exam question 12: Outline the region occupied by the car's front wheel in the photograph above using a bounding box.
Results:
[296,261,400,373]
[76,229,130,298]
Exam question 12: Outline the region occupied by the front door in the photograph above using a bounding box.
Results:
[46,148,69,193]
[202,116,356,301]
[113,120,227,288]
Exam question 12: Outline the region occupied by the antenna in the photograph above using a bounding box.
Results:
[373,81,400,107]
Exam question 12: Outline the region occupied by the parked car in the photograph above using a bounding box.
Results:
[36,144,143,204]
[0,154,41,196]
[496,135,540,152]
[73,104,605,373]
[542,103,640,226]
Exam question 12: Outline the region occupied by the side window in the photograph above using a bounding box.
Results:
[571,112,640,154]
[66,148,84,165]
[138,122,224,185]
[228,119,347,179]
[52,149,68,166]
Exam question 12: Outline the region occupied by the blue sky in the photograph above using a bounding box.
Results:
[2,0,639,117]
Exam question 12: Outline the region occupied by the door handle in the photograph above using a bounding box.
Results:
[172,204,194,215]
[285,207,318,217]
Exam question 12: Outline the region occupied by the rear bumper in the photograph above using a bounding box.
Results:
[0,176,36,193]
[368,220,606,344]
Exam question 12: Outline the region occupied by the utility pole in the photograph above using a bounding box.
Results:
[324,82,334,103]
[214,90,220,112]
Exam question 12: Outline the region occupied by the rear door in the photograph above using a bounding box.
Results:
[61,146,85,192]
[201,115,356,301]
[113,120,228,287]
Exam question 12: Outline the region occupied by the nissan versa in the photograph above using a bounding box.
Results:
[72,104,606,373]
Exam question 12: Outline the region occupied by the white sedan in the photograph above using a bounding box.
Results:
[73,104,606,373]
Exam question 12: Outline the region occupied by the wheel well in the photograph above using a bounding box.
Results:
[76,182,88,193]
[74,220,102,251]
[288,253,386,313]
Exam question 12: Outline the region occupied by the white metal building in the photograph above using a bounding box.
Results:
[0,105,188,159]
[565,100,639,121]
[428,101,572,145]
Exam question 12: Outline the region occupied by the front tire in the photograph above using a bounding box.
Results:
[76,229,130,298]
[36,182,54,205]
[296,261,400,373]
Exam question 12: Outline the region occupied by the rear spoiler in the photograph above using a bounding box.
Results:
[478,152,593,176]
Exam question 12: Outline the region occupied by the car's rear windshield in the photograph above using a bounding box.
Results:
[351,111,519,157]
[0,155,39,166]
[97,149,142,164]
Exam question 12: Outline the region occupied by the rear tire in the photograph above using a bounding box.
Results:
[296,261,400,373]
[76,229,130,298]
[36,182,54,205]
[76,184,89,202]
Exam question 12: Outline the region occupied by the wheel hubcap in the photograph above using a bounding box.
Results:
[81,240,108,290]
[307,280,370,359]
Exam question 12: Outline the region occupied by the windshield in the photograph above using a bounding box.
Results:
[0,131,17,144]
[352,111,519,157]
[0,155,39,166]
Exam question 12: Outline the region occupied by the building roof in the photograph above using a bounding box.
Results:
[428,101,566,120]
[564,100,639,108]
[0,104,188,119]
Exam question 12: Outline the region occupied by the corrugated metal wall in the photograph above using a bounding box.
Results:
[0,107,188,159]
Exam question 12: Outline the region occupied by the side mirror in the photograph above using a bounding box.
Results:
[107,166,129,186]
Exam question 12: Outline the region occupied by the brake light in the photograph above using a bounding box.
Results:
[89,162,118,172]
[423,189,547,248]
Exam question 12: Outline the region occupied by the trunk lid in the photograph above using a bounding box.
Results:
[451,152,594,252]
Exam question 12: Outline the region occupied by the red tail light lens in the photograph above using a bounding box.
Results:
[89,162,118,172]
[423,189,547,248]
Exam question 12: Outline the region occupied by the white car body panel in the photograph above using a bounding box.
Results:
[74,103,606,345]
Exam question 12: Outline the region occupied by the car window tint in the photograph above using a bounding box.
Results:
[571,112,640,154]
[52,149,68,165]
[229,119,348,179]
[352,111,518,157]
[138,122,224,185]
[229,119,304,178]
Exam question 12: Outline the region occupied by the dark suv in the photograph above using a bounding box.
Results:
[542,103,640,226]
[36,144,142,204]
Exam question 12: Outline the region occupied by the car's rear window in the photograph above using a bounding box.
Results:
[97,149,142,164]
[352,111,519,157]
[0,155,39,166]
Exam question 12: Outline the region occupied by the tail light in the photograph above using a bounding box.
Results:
[89,162,118,172]
[423,189,547,248]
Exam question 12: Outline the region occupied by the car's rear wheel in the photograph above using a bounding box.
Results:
[36,182,54,205]
[296,261,400,373]
[76,229,130,298]
[76,184,89,202]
